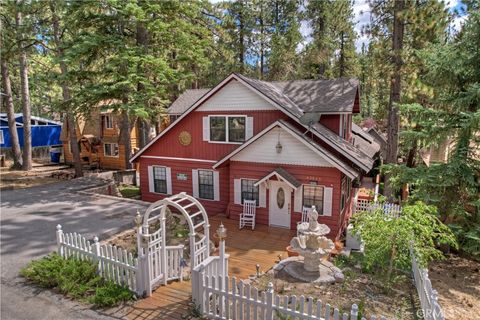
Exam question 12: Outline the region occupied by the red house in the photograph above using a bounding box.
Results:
[130,73,379,240]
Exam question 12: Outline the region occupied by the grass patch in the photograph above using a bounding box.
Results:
[20,253,134,307]
[118,185,141,198]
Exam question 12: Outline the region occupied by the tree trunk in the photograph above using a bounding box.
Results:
[15,4,32,171]
[339,31,345,77]
[120,108,132,170]
[50,1,83,177]
[136,5,151,148]
[0,47,23,169]
[384,0,405,200]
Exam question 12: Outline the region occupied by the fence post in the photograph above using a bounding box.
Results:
[350,303,358,320]
[265,282,274,320]
[56,224,63,257]
[93,236,101,272]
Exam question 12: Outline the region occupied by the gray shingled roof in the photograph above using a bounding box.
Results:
[272,78,359,113]
[168,88,210,115]
[351,123,380,158]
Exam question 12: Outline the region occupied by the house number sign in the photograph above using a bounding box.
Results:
[177,173,188,181]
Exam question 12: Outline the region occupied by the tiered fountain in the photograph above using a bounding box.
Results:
[274,207,344,283]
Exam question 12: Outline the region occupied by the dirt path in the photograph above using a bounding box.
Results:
[429,255,479,320]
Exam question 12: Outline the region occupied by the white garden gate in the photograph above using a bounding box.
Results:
[137,192,210,296]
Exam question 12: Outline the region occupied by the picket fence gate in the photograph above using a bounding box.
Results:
[410,246,445,320]
[55,225,140,293]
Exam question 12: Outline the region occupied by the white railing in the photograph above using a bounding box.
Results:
[354,199,402,217]
[410,247,445,320]
[56,225,139,293]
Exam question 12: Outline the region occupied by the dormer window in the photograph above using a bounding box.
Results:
[209,115,246,143]
[339,114,349,139]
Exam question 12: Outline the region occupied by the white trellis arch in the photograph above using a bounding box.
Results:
[137,192,210,295]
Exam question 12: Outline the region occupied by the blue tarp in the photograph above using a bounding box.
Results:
[1,125,62,148]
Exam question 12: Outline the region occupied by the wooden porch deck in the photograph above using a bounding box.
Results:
[120,215,295,320]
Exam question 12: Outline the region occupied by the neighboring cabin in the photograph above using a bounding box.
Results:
[61,101,140,170]
[130,73,380,240]
[0,113,62,158]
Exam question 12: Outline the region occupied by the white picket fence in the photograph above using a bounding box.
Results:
[192,241,385,320]
[410,247,445,320]
[354,199,402,217]
[55,225,139,293]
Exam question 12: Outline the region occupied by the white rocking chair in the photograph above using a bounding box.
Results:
[239,200,257,230]
[297,206,311,236]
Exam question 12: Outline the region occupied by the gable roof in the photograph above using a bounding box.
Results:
[213,120,360,179]
[130,73,372,172]
[255,167,302,189]
[271,78,359,114]
[168,88,211,115]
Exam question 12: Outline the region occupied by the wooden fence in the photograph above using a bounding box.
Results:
[56,224,140,293]
[410,246,445,320]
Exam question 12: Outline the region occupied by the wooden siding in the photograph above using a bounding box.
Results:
[141,110,287,161]
[228,161,343,239]
[320,114,340,134]
[231,126,333,167]
[197,79,277,111]
[139,157,229,215]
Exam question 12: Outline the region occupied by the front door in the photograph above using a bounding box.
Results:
[269,181,291,228]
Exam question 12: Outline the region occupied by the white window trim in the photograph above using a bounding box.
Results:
[104,114,113,129]
[240,178,260,207]
[195,169,220,201]
[0,130,4,144]
[103,142,119,158]
[150,165,170,195]
[208,115,247,144]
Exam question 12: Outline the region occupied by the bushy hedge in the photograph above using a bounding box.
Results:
[20,253,134,307]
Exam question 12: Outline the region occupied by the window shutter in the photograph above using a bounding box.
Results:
[192,169,199,197]
[166,167,172,194]
[294,185,303,212]
[148,166,154,193]
[259,183,266,208]
[323,187,333,216]
[213,171,220,201]
[246,117,254,140]
[203,117,209,141]
[234,179,241,205]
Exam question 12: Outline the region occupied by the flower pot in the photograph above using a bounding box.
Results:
[286,245,299,257]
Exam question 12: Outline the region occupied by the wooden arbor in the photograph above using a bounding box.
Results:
[137,192,210,295]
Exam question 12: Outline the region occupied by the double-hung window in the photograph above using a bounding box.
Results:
[104,114,113,129]
[198,170,214,200]
[153,166,168,194]
[104,143,119,157]
[241,179,259,206]
[209,116,246,143]
[303,183,324,214]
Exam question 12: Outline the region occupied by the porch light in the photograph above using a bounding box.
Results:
[217,222,227,241]
[276,141,283,154]
[134,210,143,227]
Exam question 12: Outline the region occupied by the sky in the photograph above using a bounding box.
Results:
[210,0,469,53]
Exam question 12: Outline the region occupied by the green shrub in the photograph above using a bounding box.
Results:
[21,253,134,307]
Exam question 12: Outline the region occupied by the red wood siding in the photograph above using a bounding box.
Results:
[320,114,340,134]
[139,158,229,215]
[141,110,287,161]
[228,161,344,239]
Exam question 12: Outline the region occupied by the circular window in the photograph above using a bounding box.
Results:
[277,187,285,209]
